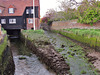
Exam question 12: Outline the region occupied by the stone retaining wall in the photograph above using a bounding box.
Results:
[51,20,100,30]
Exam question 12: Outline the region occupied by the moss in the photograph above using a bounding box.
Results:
[71,53,75,56]
[57,48,65,52]
[67,51,71,54]
[81,70,87,74]
[0,35,12,75]
[21,29,50,48]
[53,29,100,49]
[0,36,7,61]
[22,29,44,35]
[19,57,26,60]
[1,28,6,34]
[0,28,8,74]
[0,28,7,59]
[68,55,73,58]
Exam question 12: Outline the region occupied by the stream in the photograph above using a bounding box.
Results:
[9,30,99,75]
[10,39,56,75]
[45,31,97,75]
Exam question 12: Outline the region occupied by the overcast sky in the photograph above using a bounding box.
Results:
[40,0,59,18]
[40,0,82,18]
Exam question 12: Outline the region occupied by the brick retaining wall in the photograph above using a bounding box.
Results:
[51,20,100,30]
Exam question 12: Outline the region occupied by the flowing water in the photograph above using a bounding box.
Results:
[45,31,97,75]
[10,39,56,75]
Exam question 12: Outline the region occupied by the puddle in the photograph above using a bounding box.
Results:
[10,39,56,75]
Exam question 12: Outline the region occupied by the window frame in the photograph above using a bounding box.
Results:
[1,19,6,24]
[9,19,16,24]
[31,9,34,14]
[28,19,33,24]
[9,8,14,14]
[0,9,2,13]
[26,9,29,14]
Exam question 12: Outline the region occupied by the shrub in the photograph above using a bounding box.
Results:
[78,8,100,25]
[47,20,53,25]
[77,0,100,25]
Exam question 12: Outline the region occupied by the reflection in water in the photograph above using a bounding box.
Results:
[10,39,56,75]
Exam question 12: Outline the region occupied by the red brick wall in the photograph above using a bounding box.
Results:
[34,0,40,18]
[27,0,40,30]
[26,18,33,30]
[51,20,100,30]
[35,18,40,30]
[27,18,40,30]
[35,0,40,6]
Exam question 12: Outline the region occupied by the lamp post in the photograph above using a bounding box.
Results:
[33,0,36,30]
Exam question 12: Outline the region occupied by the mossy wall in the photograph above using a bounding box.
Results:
[0,34,15,75]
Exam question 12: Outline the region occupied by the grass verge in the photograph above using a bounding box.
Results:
[53,29,100,50]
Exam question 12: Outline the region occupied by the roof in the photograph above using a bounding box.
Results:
[0,0,40,16]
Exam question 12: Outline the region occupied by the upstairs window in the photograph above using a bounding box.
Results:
[9,19,16,24]
[31,9,34,14]
[26,9,29,14]
[1,19,6,24]
[9,8,14,13]
[0,9,2,13]
[28,19,33,24]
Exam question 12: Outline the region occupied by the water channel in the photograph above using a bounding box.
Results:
[45,31,97,75]
[9,30,99,75]
[10,39,56,75]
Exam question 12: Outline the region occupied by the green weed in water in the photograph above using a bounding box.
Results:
[81,70,87,74]
[19,57,26,60]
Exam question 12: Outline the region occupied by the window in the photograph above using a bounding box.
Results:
[9,8,14,13]
[26,9,29,14]
[1,19,6,24]
[9,19,16,24]
[0,9,2,13]
[31,9,34,14]
[28,19,33,24]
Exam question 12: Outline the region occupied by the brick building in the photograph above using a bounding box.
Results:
[0,0,40,31]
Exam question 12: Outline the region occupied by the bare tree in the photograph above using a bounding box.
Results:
[45,9,57,21]
[57,0,84,12]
